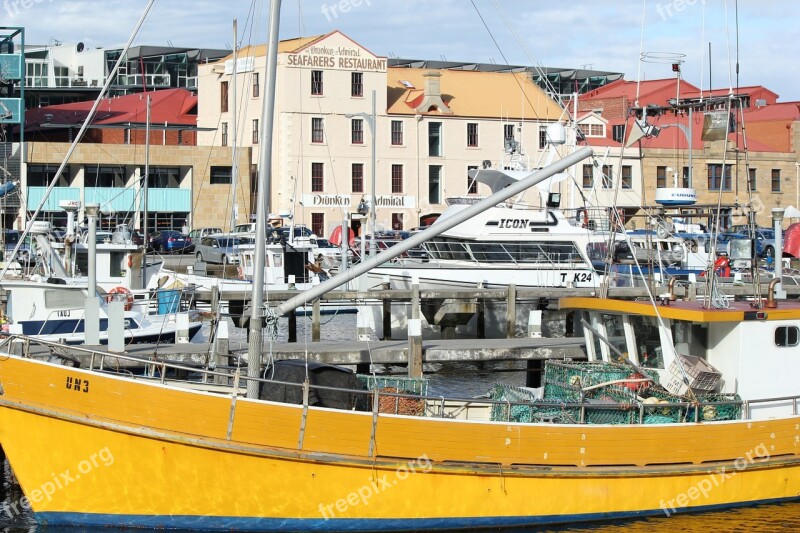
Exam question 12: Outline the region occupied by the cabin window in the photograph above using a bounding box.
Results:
[629,315,664,368]
[775,326,799,347]
[601,314,627,362]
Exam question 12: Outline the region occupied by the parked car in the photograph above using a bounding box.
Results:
[194,234,245,264]
[148,230,192,253]
[188,227,223,241]
[721,228,775,258]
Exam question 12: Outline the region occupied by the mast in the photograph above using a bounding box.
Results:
[141,94,151,287]
[230,19,239,231]
[246,0,281,399]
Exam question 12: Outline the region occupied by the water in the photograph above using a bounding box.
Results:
[3,315,799,530]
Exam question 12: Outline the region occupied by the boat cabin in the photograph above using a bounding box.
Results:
[561,296,800,420]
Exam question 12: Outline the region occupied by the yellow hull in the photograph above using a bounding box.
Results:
[1,356,799,530]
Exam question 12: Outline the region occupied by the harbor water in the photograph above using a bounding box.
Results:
[2,315,799,530]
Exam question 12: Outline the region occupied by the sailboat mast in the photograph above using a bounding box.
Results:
[230,19,239,231]
[246,0,282,399]
[141,94,151,287]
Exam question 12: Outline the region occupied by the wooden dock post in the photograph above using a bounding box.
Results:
[506,283,517,339]
[312,299,321,342]
[408,281,423,378]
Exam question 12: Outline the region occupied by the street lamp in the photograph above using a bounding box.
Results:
[346,89,377,258]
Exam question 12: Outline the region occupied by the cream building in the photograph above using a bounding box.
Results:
[196,31,606,238]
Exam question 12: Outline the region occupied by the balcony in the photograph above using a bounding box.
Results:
[26,186,80,211]
[26,187,190,213]
[115,73,171,88]
[145,188,191,212]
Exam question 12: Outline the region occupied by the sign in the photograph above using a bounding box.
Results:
[286,44,386,72]
[301,194,352,207]
[373,195,416,209]
[224,56,255,75]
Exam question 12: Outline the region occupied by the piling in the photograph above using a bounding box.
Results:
[506,283,517,339]
[408,282,423,377]
[312,299,321,342]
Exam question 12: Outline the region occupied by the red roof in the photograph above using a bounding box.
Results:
[582,78,701,107]
[25,88,198,129]
[682,85,780,103]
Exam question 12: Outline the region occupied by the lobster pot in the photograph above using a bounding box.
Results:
[543,361,640,402]
[664,354,721,396]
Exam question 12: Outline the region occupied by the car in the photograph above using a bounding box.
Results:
[189,227,224,241]
[722,227,776,258]
[194,234,246,264]
[232,223,256,234]
[148,230,192,253]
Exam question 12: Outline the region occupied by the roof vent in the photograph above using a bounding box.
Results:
[415,71,452,114]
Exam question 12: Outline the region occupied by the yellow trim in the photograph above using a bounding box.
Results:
[559,297,800,322]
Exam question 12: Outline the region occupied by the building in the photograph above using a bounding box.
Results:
[197,31,623,238]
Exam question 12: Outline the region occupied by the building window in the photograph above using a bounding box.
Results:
[583,123,604,137]
[148,167,180,188]
[748,168,757,191]
[771,169,781,192]
[467,165,478,195]
[252,119,259,144]
[428,122,442,157]
[123,128,131,144]
[27,164,69,187]
[582,164,593,188]
[352,163,364,193]
[682,166,690,188]
[392,164,404,194]
[467,123,479,147]
[391,120,403,146]
[504,124,515,141]
[220,81,229,112]
[601,165,613,189]
[391,213,404,231]
[351,72,363,97]
[311,70,323,95]
[708,164,732,191]
[657,166,667,189]
[311,162,324,192]
[429,165,442,204]
[311,213,324,237]
[351,118,364,144]
[252,72,259,98]
[612,124,625,143]
[539,126,547,149]
[621,165,632,189]
[85,166,125,188]
[210,166,232,185]
[311,117,324,143]
[221,122,228,147]
[776,326,799,347]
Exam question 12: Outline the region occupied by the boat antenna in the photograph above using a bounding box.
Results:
[0,0,157,280]
[635,0,647,108]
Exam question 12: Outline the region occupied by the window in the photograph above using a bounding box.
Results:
[311,70,323,95]
[771,169,781,192]
[149,167,180,188]
[352,163,364,193]
[123,128,131,144]
[85,166,125,188]
[428,122,442,157]
[210,166,232,184]
[429,165,442,204]
[579,164,593,189]
[748,168,757,191]
[708,164,732,191]
[351,72,363,97]
[621,165,632,189]
[775,326,799,347]
[221,122,228,147]
[612,124,625,143]
[311,117,324,143]
[311,213,325,237]
[27,164,69,187]
[539,126,547,149]
[504,124,515,141]
[467,123,479,147]
[392,164,404,194]
[351,118,364,144]
[682,166,690,188]
[601,165,613,189]
[467,165,478,195]
[391,120,403,146]
[252,119,259,144]
[220,81,229,112]
[656,166,667,188]
[583,123,604,137]
[252,72,259,98]
[391,213,404,231]
[311,162,324,192]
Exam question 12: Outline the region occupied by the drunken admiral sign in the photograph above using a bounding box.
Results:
[301,195,416,209]
[285,33,387,72]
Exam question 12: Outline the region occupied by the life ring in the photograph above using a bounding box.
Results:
[127,254,133,268]
[713,256,731,278]
[106,286,134,311]
[577,208,590,229]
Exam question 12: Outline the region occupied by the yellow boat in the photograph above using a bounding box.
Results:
[1,290,800,530]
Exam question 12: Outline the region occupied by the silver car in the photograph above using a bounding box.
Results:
[194,235,245,264]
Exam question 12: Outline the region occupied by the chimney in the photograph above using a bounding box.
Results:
[415,71,452,114]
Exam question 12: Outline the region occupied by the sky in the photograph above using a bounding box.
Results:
[6,0,799,101]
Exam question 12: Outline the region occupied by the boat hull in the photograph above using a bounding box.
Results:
[0,356,799,530]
